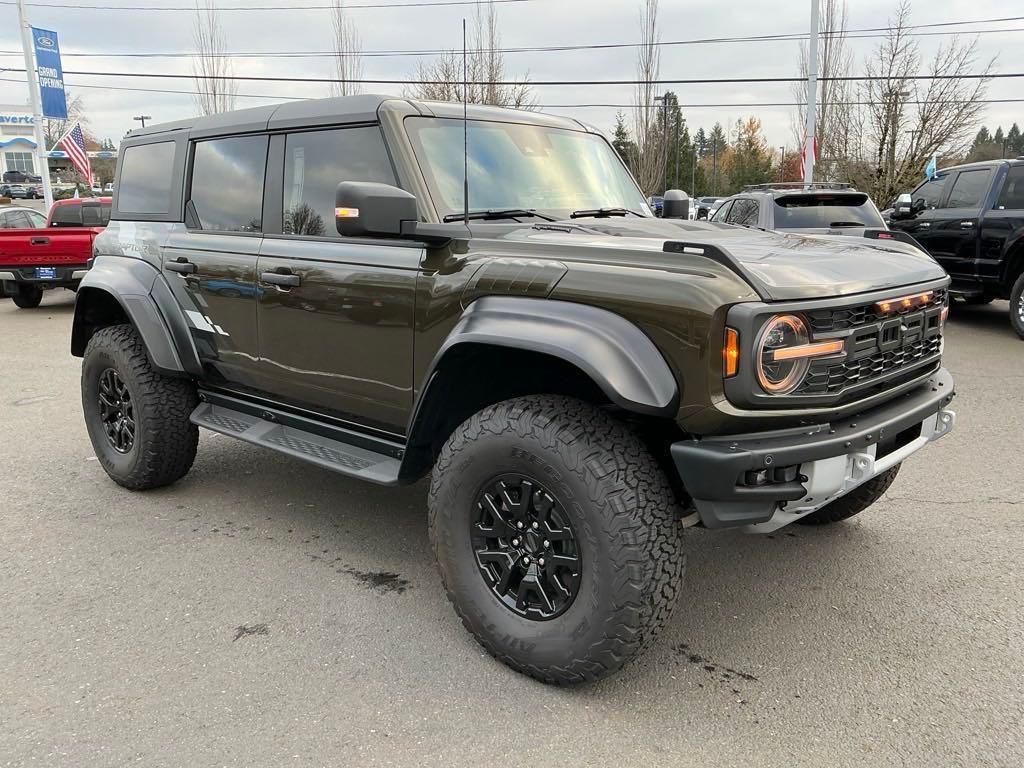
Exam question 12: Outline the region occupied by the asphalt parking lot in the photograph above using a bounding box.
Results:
[1,291,1021,767]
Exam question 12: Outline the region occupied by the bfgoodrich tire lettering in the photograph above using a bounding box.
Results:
[796,464,900,525]
[82,324,199,490]
[428,395,685,685]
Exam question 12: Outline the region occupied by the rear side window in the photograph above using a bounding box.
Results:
[188,135,268,232]
[50,204,81,227]
[711,200,732,221]
[117,141,176,214]
[727,199,759,226]
[82,203,111,227]
[944,169,991,209]
[773,194,884,228]
[283,126,396,237]
[996,165,1024,210]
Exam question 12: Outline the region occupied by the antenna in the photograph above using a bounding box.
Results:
[462,17,469,226]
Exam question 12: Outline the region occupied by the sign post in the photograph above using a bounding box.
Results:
[16,0,64,210]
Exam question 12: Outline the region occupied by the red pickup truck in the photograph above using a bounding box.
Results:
[0,198,110,309]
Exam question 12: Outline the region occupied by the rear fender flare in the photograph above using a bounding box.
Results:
[72,256,202,377]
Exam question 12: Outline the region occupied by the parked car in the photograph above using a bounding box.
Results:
[0,206,47,229]
[103,183,114,193]
[4,184,42,200]
[648,195,664,216]
[888,158,1024,338]
[47,197,112,228]
[712,183,891,235]
[694,196,726,219]
[0,199,107,308]
[2,170,42,184]
[72,95,956,684]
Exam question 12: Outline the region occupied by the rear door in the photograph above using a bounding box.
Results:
[979,164,1024,289]
[254,125,420,434]
[162,134,268,389]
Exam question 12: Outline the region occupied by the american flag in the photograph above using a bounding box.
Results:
[58,122,92,184]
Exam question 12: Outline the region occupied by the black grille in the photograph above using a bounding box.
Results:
[805,288,947,333]
[798,335,941,395]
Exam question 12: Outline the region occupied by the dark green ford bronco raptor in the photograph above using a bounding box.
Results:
[72,95,956,684]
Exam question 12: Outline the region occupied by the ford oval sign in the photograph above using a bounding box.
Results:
[36,35,55,48]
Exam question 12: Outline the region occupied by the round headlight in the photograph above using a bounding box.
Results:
[756,314,810,394]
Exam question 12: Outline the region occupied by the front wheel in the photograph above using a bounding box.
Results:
[82,324,199,490]
[429,395,686,685]
[12,284,43,309]
[1010,272,1024,340]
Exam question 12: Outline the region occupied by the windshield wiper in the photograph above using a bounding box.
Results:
[569,207,645,219]
[828,221,867,228]
[442,208,557,223]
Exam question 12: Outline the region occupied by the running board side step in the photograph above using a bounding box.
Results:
[190,402,402,485]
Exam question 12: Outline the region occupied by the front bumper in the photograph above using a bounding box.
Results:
[672,367,955,531]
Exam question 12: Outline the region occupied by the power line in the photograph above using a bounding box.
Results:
[9,67,1013,87]
[2,24,1022,61]
[2,75,1022,110]
[0,0,537,9]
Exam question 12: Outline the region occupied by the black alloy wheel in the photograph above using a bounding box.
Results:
[97,367,136,453]
[471,474,581,620]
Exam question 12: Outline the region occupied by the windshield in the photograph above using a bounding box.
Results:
[405,117,651,220]
[773,194,884,228]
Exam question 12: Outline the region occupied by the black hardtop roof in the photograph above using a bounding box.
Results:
[124,94,591,142]
[930,157,1024,175]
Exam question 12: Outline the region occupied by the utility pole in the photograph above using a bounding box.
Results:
[802,0,819,188]
[654,93,669,194]
[712,136,718,196]
[690,146,696,198]
[16,0,54,209]
[779,146,786,182]
[133,115,151,129]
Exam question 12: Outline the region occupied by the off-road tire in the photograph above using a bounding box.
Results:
[12,285,43,309]
[428,395,686,685]
[796,464,901,525]
[82,324,199,490]
[1010,271,1024,340]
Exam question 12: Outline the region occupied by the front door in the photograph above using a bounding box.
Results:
[931,167,992,282]
[162,134,270,389]
[253,124,420,435]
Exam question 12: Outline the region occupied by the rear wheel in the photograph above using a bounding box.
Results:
[796,464,901,525]
[1010,272,1024,340]
[429,395,686,684]
[12,284,43,309]
[82,324,199,490]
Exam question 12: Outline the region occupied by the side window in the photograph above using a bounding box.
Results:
[0,211,14,228]
[117,141,176,215]
[81,203,111,227]
[282,126,397,237]
[26,209,46,228]
[996,165,1024,210]
[11,211,35,228]
[50,204,82,227]
[189,135,268,233]
[943,169,991,209]
[711,200,732,221]
[728,199,758,225]
[912,176,947,209]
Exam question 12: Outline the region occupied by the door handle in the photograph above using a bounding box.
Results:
[30,237,49,245]
[165,259,196,275]
[261,271,301,287]
[959,220,974,228]
[917,222,931,228]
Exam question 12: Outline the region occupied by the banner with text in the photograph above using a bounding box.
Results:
[32,27,67,120]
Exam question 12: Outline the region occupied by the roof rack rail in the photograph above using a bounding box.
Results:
[742,182,854,191]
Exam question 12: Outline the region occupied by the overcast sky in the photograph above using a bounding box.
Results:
[0,0,1019,153]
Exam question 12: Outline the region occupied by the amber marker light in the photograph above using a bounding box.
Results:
[335,207,360,218]
[723,328,740,378]
[875,290,933,314]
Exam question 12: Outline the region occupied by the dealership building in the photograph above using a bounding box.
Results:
[0,112,116,180]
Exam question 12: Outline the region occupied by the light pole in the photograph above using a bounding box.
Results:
[779,146,786,182]
[133,115,151,129]
[16,0,54,210]
[712,136,718,196]
[654,93,669,194]
[691,146,696,198]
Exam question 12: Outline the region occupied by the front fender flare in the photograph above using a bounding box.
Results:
[426,296,678,415]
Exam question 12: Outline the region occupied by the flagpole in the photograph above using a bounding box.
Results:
[802,0,819,188]
[16,0,54,210]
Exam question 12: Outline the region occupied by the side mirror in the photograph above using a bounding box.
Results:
[892,192,913,220]
[662,189,690,220]
[335,181,419,238]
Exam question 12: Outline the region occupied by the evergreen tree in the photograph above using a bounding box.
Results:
[611,111,638,176]
[694,127,708,158]
[725,117,774,192]
[1007,123,1022,156]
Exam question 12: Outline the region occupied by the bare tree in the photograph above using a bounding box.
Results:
[792,0,854,179]
[330,0,363,97]
[43,91,88,149]
[192,0,237,116]
[631,0,665,195]
[837,1,993,203]
[405,1,535,109]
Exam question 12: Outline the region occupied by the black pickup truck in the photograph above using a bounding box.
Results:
[889,158,1024,338]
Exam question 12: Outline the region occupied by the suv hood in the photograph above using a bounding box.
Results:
[492,218,946,302]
